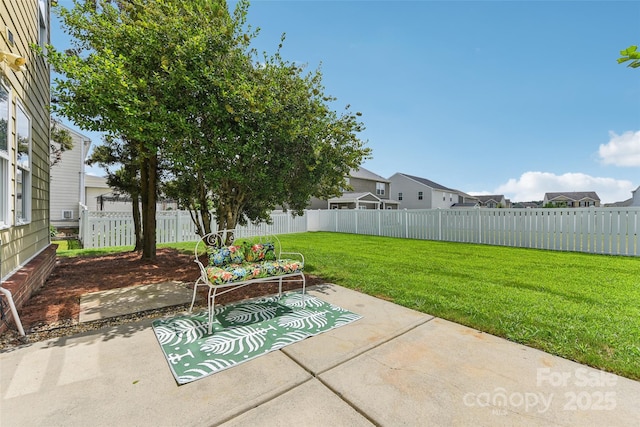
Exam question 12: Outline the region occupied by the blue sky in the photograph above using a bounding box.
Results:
[51,1,640,204]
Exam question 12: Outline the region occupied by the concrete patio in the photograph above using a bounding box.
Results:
[1,284,639,426]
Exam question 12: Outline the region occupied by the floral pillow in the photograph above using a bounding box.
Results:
[243,242,276,262]
[209,245,244,266]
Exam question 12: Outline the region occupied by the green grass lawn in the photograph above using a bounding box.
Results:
[53,232,640,380]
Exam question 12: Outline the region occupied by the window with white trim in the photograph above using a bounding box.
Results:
[418,191,423,200]
[398,192,403,201]
[16,102,31,224]
[375,182,385,196]
[0,82,9,227]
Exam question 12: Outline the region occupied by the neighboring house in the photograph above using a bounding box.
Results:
[543,192,600,208]
[451,202,480,208]
[1,1,57,334]
[476,194,508,208]
[388,173,462,209]
[84,174,178,212]
[605,185,640,207]
[457,191,480,205]
[84,174,111,210]
[308,167,399,210]
[328,192,383,210]
[50,123,91,231]
[512,201,543,209]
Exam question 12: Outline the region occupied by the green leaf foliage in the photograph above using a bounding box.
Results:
[45,0,371,246]
[617,45,640,68]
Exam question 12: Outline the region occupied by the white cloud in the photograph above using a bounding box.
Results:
[598,131,640,167]
[493,171,634,204]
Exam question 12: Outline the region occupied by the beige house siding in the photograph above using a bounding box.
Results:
[349,177,388,199]
[84,174,112,210]
[389,173,433,209]
[1,1,51,277]
[631,186,640,207]
[307,167,397,210]
[388,173,460,209]
[50,124,91,229]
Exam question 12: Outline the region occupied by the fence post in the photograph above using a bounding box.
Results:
[405,209,408,238]
[79,204,91,248]
[354,209,358,235]
[174,210,181,243]
[477,207,482,244]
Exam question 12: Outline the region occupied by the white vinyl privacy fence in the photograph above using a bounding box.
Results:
[79,210,308,249]
[315,207,640,256]
[79,207,640,256]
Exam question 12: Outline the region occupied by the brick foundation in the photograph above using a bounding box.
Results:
[0,244,58,335]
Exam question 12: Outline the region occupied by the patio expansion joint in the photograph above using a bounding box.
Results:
[281,315,436,427]
[210,374,315,427]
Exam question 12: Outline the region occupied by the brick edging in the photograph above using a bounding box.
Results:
[0,244,58,335]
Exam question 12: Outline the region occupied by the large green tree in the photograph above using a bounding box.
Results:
[45,0,246,260]
[164,39,370,234]
[47,0,370,250]
[87,135,144,250]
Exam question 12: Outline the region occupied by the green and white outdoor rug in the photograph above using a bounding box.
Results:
[152,292,362,385]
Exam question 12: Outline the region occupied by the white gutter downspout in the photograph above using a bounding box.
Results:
[79,138,90,206]
[0,240,26,336]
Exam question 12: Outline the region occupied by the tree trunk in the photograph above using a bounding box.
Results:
[132,192,143,251]
[140,145,158,261]
[198,176,212,235]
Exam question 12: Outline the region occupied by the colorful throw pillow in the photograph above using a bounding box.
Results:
[263,242,276,261]
[243,242,270,262]
[209,245,244,266]
[209,247,229,266]
[228,245,245,263]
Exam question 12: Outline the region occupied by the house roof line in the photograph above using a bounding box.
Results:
[350,167,390,183]
[396,173,456,192]
[328,192,382,203]
[545,191,600,201]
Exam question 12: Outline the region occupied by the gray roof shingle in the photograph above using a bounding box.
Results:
[545,192,600,201]
[399,173,455,192]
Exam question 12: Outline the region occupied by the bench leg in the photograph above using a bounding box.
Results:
[189,277,204,313]
[207,287,218,335]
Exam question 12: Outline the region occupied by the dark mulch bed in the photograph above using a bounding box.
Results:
[0,248,324,350]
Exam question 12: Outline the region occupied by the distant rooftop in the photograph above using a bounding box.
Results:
[397,173,456,192]
[545,191,600,201]
[350,167,389,182]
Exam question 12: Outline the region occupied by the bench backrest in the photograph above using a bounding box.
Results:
[194,229,284,268]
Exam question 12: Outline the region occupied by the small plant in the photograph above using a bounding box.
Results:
[67,239,81,250]
[49,225,57,238]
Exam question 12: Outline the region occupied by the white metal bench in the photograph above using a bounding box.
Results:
[190,229,306,333]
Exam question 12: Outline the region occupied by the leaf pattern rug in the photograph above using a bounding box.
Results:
[152,292,362,385]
